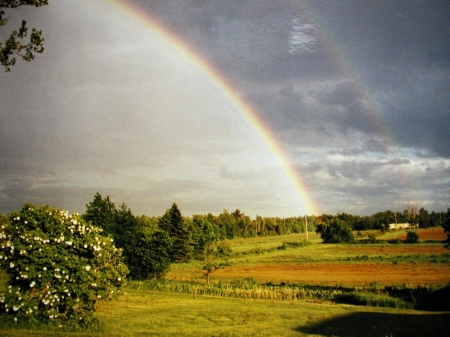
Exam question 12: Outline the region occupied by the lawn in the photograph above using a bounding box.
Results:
[1,289,449,337]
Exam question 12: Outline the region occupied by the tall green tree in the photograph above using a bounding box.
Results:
[83,192,116,235]
[1,0,47,71]
[131,231,172,280]
[159,203,190,263]
[191,218,231,285]
[217,209,235,239]
[316,219,354,244]
[84,193,172,279]
[418,208,431,228]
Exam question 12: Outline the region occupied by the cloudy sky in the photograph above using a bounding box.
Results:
[1,0,449,217]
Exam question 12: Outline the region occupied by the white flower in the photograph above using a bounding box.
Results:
[117,277,121,282]
[85,265,91,271]
[43,267,47,271]
[9,262,14,268]
[66,241,73,246]
[13,306,19,311]
[30,281,36,288]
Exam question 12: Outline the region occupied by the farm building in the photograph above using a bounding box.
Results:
[387,223,418,230]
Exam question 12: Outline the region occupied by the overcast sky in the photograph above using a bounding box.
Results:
[1,0,449,217]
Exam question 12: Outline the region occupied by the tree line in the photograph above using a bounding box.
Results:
[0,194,449,326]
[1,193,448,281]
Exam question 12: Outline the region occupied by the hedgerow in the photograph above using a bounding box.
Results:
[0,203,128,326]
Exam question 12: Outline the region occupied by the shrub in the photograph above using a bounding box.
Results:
[405,231,419,244]
[367,233,377,243]
[279,240,311,249]
[333,292,413,309]
[0,204,128,326]
[387,238,402,244]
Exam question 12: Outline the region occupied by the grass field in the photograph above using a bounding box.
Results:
[1,227,449,336]
[167,228,450,286]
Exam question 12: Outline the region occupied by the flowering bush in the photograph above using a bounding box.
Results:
[0,203,128,326]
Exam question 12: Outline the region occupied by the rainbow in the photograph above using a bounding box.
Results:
[99,0,320,215]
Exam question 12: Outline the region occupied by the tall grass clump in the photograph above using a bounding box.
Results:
[333,292,414,309]
[128,279,344,301]
[279,240,312,250]
[385,284,450,311]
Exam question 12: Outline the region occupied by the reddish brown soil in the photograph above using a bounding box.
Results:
[215,262,450,286]
[333,245,448,255]
[396,227,447,241]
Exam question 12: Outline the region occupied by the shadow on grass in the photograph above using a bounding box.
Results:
[297,312,450,337]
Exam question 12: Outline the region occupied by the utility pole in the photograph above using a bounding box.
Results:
[305,215,309,240]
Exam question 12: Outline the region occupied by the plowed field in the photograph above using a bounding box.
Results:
[215,262,450,286]
[397,227,447,241]
[331,245,448,255]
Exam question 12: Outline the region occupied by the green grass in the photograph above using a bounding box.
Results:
[2,232,450,336]
[2,288,450,337]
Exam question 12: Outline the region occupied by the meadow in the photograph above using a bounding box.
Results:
[1,227,449,336]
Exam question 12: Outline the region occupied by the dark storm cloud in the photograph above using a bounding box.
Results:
[1,0,448,217]
[305,0,450,156]
[132,0,450,158]
[0,180,107,214]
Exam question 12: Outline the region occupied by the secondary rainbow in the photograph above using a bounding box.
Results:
[101,0,320,215]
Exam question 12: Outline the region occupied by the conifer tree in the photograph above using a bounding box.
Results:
[84,193,172,279]
[159,203,190,263]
